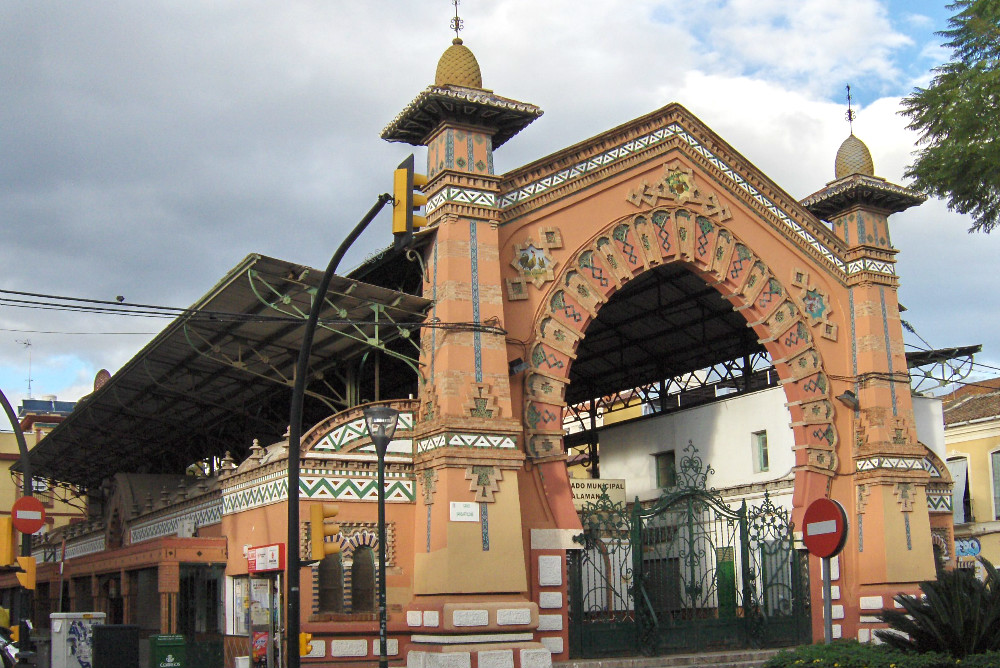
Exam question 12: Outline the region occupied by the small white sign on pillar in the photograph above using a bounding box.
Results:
[450,502,480,522]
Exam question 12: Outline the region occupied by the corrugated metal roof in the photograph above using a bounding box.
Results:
[17,254,431,489]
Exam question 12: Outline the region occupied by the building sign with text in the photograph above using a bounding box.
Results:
[570,478,626,510]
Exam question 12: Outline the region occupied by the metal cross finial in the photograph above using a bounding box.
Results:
[845,84,856,133]
[450,0,464,38]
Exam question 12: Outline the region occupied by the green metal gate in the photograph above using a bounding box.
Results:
[568,443,810,658]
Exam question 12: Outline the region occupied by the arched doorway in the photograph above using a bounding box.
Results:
[511,161,847,655]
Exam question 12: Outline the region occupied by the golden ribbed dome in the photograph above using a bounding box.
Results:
[435,38,483,89]
[835,134,875,179]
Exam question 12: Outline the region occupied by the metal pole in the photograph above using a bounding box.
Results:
[0,388,34,656]
[286,194,393,668]
[377,444,388,668]
[822,557,832,644]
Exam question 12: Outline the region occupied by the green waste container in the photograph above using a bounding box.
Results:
[149,634,186,668]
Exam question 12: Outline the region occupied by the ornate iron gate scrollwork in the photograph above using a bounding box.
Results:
[568,442,811,658]
[569,488,636,657]
[632,442,750,653]
[745,491,812,647]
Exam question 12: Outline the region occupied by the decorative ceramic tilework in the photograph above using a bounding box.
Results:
[300,475,415,502]
[471,220,483,383]
[926,490,953,512]
[879,287,898,415]
[481,502,489,551]
[313,412,414,452]
[855,457,924,472]
[63,535,106,560]
[500,122,873,278]
[426,187,497,215]
[416,433,516,453]
[131,499,223,543]
[223,478,288,514]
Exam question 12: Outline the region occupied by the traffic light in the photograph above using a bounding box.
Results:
[299,632,313,656]
[8,626,16,643]
[392,154,428,249]
[15,556,35,590]
[0,518,12,566]
[309,503,342,561]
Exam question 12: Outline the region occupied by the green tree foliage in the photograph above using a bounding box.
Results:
[875,558,1000,657]
[901,0,1000,232]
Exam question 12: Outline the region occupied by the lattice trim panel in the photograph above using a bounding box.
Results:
[131,499,224,543]
[57,535,106,561]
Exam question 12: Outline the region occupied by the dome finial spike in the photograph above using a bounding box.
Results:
[845,84,856,135]
[450,0,465,40]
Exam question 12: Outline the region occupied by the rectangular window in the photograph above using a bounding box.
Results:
[752,431,769,473]
[992,452,1000,520]
[947,457,970,524]
[655,451,676,488]
[232,576,249,636]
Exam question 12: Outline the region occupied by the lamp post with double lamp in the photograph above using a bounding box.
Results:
[363,405,400,668]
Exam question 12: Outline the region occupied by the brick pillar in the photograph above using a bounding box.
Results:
[405,125,542,664]
[829,204,935,642]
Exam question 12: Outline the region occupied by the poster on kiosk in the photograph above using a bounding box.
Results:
[247,544,284,668]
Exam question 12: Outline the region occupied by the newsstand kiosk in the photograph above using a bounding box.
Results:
[247,544,284,668]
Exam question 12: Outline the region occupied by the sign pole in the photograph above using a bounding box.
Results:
[802,497,848,646]
[822,557,832,644]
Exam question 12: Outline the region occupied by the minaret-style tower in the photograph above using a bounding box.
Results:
[382,25,549,668]
[801,104,933,625]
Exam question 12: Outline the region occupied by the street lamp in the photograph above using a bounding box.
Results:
[363,405,399,668]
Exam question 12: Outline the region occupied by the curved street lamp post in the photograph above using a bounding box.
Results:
[363,405,399,668]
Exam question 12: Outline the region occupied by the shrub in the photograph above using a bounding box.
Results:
[876,558,1000,657]
[763,641,951,668]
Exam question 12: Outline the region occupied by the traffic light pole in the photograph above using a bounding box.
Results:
[286,193,392,668]
[0,388,34,657]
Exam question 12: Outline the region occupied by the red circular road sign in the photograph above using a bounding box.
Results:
[11,496,46,535]
[802,498,848,558]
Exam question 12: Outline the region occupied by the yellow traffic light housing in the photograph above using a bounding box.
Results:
[0,518,13,566]
[8,626,17,643]
[15,556,35,590]
[309,503,342,561]
[299,632,314,656]
[392,154,428,249]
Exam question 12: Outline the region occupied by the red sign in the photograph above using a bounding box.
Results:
[802,498,848,558]
[247,543,285,573]
[11,496,46,535]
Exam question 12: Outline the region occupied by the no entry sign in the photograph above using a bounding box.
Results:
[802,498,848,558]
[11,496,46,535]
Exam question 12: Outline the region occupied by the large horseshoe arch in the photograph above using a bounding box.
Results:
[518,162,843,523]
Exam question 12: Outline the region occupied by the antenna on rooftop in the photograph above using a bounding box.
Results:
[450,0,464,38]
[845,84,856,134]
[15,338,33,398]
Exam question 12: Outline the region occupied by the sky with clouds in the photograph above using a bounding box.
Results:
[2,0,997,413]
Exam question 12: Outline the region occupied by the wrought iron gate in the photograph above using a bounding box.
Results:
[568,443,810,658]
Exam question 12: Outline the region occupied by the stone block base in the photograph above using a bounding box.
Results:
[406,641,550,668]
